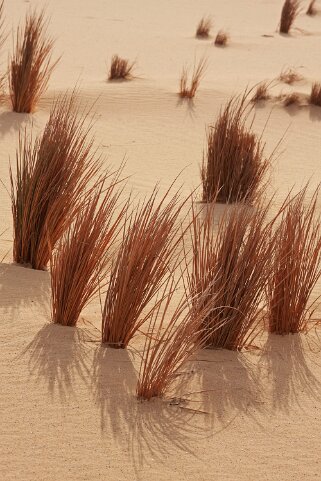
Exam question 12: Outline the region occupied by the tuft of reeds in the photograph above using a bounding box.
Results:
[108,54,135,81]
[196,16,212,38]
[267,186,321,334]
[279,0,300,34]
[283,92,300,106]
[310,82,321,106]
[10,92,100,270]
[51,176,126,327]
[187,202,274,350]
[102,187,186,349]
[278,67,303,84]
[251,81,271,102]
[9,9,58,113]
[136,275,217,400]
[201,92,271,204]
[214,30,229,46]
[307,0,317,15]
[179,58,207,99]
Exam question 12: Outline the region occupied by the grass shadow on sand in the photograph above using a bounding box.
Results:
[258,333,321,412]
[24,323,93,402]
[0,111,32,137]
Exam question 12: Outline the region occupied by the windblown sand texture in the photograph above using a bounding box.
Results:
[1,1,321,480]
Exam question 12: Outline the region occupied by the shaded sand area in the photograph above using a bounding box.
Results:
[1,0,321,480]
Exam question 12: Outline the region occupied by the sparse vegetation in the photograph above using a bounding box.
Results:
[214,30,229,46]
[108,54,135,81]
[201,92,271,204]
[267,186,321,334]
[279,67,303,84]
[196,16,212,38]
[9,9,58,113]
[251,81,271,102]
[310,82,321,106]
[283,92,300,106]
[179,58,207,99]
[279,0,300,34]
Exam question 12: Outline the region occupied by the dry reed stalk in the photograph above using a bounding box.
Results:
[307,0,317,15]
[196,16,212,38]
[10,92,101,270]
[201,92,272,204]
[136,275,217,400]
[214,30,229,46]
[267,186,321,334]
[102,187,187,348]
[51,177,126,327]
[251,81,271,102]
[283,92,300,106]
[279,67,303,84]
[108,54,135,80]
[9,9,59,113]
[279,0,300,34]
[179,58,207,99]
[310,82,321,106]
[187,202,274,350]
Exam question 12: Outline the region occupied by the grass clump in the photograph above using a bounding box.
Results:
[283,92,300,106]
[279,67,303,84]
[196,16,212,38]
[179,58,207,99]
[108,54,135,81]
[279,0,300,34]
[214,30,229,46]
[307,0,317,15]
[310,82,321,106]
[251,81,271,102]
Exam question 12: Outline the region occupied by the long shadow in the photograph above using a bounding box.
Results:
[309,105,321,122]
[24,323,92,402]
[258,333,321,412]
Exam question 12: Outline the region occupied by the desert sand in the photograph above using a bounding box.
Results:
[1,0,321,480]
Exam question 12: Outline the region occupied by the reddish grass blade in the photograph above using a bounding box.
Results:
[267,186,321,334]
[9,9,59,113]
[10,91,101,270]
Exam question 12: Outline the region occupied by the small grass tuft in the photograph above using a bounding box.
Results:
[196,16,212,38]
[310,82,321,106]
[279,0,300,34]
[214,30,229,46]
[283,92,301,106]
[307,0,317,15]
[279,67,303,84]
[251,81,271,102]
[179,58,207,99]
[108,54,135,81]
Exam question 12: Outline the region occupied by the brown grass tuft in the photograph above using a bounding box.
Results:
[101,187,186,349]
[214,30,229,46]
[196,16,212,38]
[310,82,321,106]
[282,92,300,106]
[179,58,207,99]
[51,176,125,327]
[10,92,101,270]
[267,186,321,334]
[307,0,317,15]
[108,54,135,81]
[279,0,300,34]
[251,81,271,103]
[9,9,59,113]
[279,67,303,84]
[187,202,274,350]
[201,92,271,204]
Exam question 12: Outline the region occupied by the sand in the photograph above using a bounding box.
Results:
[1,0,321,479]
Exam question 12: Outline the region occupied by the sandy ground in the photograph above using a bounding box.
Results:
[1,0,321,480]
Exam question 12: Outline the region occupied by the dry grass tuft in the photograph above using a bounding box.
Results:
[201,92,271,204]
[251,81,271,102]
[108,54,135,81]
[307,0,317,15]
[214,30,229,46]
[310,82,321,106]
[279,0,300,34]
[283,92,301,106]
[196,16,212,38]
[136,275,217,400]
[278,67,303,84]
[179,58,207,99]
[187,202,274,350]
[267,186,321,334]
[51,176,125,327]
[10,92,100,270]
[9,9,58,113]
[102,187,186,349]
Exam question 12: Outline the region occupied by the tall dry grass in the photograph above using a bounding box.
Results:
[51,176,125,327]
[267,186,321,334]
[108,54,135,81]
[179,58,207,99]
[196,16,212,38]
[9,9,58,113]
[10,92,100,270]
[310,82,321,106]
[187,202,274,350]
[201,93,272,204]
[136,275,217,400]
[101,187,186,348]
[279,0,300,34]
